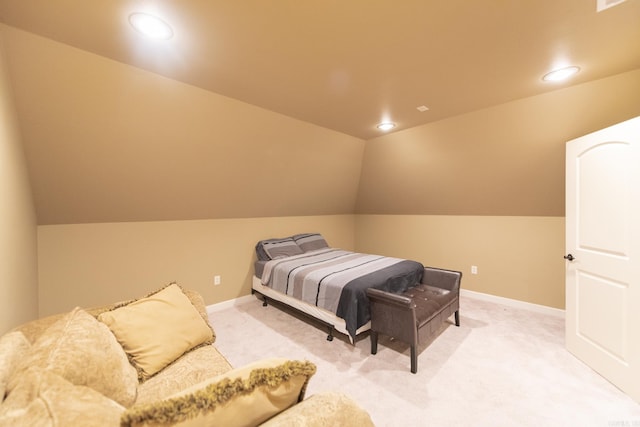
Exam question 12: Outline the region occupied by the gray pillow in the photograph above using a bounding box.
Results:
[293,233,329,252]
[256,237,304,260]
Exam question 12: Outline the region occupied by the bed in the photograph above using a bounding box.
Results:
[251,233,424,343]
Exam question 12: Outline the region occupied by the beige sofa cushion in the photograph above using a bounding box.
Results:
[0,368,124,426]
[10,307,138,407]
[260,391,376,427]
[136,345,233,405]
[0,331,30,403]
[98,283,214,381]
[120,358,316,427]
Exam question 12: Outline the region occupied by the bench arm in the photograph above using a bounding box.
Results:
[366,288,414,308]
[422,267,462,293]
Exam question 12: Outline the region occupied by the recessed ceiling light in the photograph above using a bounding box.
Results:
[416,105,429,112]
[129,13,173,40]
[597,0,627,12]
[542,66,580,82]
[377,122,396,131]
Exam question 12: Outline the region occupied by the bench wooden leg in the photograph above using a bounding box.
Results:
[454,310,460,327]
[370,331,378,355]
[410,345,417,374]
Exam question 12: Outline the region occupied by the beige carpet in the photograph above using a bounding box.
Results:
[208,294,640,427]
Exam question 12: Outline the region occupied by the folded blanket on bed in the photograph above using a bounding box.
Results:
[261,249,424,339]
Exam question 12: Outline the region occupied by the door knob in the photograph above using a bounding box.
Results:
[564,254,575,261]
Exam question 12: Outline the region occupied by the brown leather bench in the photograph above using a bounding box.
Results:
[366,266,462,373]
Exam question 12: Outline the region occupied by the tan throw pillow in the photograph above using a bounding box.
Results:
[181,288,216,344]
[0,368,124,426]
[120,358,316,427]
[0,331,30,403]
[8,307,138,408]
[98,283,214,381]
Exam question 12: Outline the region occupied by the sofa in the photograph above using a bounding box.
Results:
[0,283,375,426]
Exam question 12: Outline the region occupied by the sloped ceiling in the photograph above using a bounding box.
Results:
[1,25,365,224]
[0,1,639,224]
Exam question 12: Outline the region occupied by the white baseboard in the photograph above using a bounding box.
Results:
[207,289,565,319]
[206,294,255,316]
[461,289,565,319]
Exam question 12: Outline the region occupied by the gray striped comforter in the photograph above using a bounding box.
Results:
[261,248,424,338]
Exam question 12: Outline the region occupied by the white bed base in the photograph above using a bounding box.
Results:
[251,276,370,344]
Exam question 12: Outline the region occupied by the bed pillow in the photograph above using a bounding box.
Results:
[120,358,316,427]
[256,237,304,260]
[292,233,330,252]
[98,283,214,381]
[10,307,138,407]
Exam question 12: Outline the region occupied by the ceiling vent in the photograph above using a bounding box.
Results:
[597,0,627,12]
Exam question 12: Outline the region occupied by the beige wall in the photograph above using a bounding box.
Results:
[37,215,355,317]
[0,32,38,333]
[37,214,566,314]
[355,215,565,309]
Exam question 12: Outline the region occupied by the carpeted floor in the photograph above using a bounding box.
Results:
[208,294,640,427]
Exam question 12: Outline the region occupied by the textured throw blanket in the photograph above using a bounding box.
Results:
[261,249,424,338]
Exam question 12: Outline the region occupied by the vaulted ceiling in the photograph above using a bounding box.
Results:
[1,0,639,139]
[1,1,639,225]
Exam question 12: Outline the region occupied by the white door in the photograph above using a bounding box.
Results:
[565,116,640,403]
